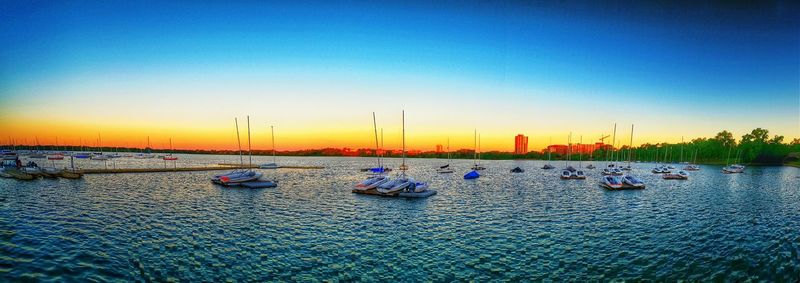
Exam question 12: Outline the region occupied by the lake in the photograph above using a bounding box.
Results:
[1,154,799,281]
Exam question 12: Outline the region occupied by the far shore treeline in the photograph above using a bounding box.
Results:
[5,128,800,166]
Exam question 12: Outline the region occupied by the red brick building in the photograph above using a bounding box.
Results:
[514,134,528,154]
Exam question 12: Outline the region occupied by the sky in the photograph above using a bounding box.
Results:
[1,1,798,151]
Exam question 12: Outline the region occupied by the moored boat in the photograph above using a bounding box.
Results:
[599,175,623,190]
[663,170,689,180]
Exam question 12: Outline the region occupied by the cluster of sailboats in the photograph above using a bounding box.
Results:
[352,112,434,197]
[209,116,276,188]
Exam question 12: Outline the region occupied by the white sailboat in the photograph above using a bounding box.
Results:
[722,148,745,174]
[619,124,645,189]
[355,113,390,190]
[377,110,429,194]
[212,116,264,185]
[259,125,279,169]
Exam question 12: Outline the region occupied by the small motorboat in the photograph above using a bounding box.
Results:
[510,167,524,173]
[259,163,279,169]
[620,175,646,189]
[722,164,745,174]
[377,176,413,194]
[354,175,390,191]
[599,175,623,190]
[663,170,689,180]
[464,170,480,179]
[542,164,555,170]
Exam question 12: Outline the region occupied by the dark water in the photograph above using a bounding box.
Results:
[2,155,799,281]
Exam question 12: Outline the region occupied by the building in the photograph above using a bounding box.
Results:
[435,144,443,153]
[514,134,528,155]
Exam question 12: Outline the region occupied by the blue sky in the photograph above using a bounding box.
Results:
[1,1,798,149]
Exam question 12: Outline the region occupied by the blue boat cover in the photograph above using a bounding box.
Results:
[464,170,480,179]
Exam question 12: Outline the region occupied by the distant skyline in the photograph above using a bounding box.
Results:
[1,1,798,151]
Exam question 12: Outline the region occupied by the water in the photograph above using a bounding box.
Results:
[2,155,799,281]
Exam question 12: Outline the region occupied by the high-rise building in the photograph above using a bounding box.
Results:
[514,134,528,155]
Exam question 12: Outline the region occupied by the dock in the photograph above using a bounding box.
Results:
[217,164,325,169]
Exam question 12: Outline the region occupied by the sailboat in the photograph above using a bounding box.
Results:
[602,124,623,175]
[560,133,585,179]
[48,137,64,160]
[91,133,110,161]
[259,125,279,169]
[436,138,454,173]
[211,116,264,185]
[542,137,555,169]
[471,132,486,170]
[620,126,633,170]
[683,148,700,171]
[355,112,390,190]
[29,137,46,158]
[619,125,645,189]
[464,129,481,179]
[722,148,745,174]
[377,110,429,194]
[163,138,178,161]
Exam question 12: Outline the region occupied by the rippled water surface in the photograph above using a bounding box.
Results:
[2,155,799,281]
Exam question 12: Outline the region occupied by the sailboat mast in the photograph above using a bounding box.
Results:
[401,110,406,172]
[447,137,451,160]
[247,115,252,167]
[372,112,380,169]
[235,118,243,166]
[629,124,634,167]
[478,133,481,162]
[680,136,684,163]
[548,137,552,161]
[473,129,477,165]
[611,123,617,166]
[271,125,276,164]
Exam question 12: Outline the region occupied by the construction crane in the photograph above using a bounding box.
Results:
[599,135,610,143]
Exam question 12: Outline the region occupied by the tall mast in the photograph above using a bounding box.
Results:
[680,136,684,163]
[611,123,616,166]
[473,129,477,166]
[235,118,243,166]
[548,137,552,161]
[478,133,481,161]
[380,128,384,160]
[372,112,380,169]
[629,124,634,167]
[271,125,276,164]
[247,115,252,166]
[401,110,406,174]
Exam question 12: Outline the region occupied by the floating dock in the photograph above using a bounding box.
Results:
[351,188,437,198]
